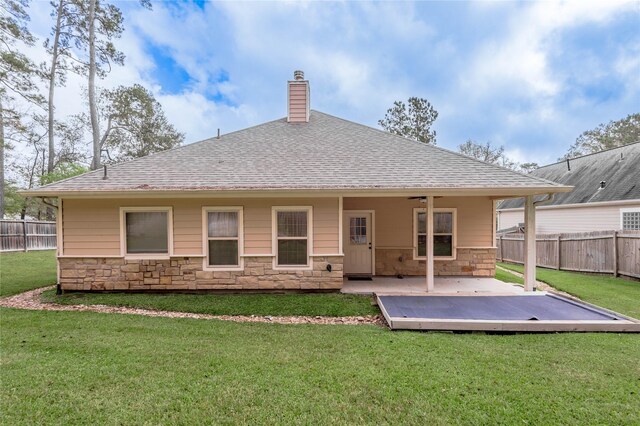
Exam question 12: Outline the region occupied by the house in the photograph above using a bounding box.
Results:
[23,71,571,293]
[497,143,640,234]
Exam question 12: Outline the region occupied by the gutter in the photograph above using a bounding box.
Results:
[533,193,555,206]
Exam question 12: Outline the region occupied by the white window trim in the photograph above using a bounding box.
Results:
[120,207,173,259]
[413,207,457,261]
[272,206,313,270]
[202,206,244,271]
[620,207,640,230]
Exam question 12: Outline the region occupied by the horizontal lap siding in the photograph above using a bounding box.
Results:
[343,196,493,248]
[63,199,120,255]
[498,203,640,233]
[62,197,339,257]
[288,84,308,122]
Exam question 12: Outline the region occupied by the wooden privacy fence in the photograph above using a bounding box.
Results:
[0,220,57,252]
[496,230,640,279]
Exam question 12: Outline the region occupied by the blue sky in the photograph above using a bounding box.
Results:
[27,0,640,166]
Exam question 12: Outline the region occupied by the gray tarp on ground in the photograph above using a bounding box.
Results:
[378,295,622,321]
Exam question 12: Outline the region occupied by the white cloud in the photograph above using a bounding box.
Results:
[462,0,635,100]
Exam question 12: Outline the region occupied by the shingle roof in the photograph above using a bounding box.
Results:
[499,142,640,209]
[26,111,570,195]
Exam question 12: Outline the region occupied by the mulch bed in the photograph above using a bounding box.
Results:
[0,286,387,327]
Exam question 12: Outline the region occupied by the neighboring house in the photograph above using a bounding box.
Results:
[497,143,640,234]
[23,71,571,293]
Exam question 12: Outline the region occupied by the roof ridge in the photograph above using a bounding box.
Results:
[311,110,564,188]
[537,141,640,170]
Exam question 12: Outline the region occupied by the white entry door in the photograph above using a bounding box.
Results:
[343,212,373,275]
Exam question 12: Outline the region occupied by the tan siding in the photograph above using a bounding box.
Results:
[288,83,308,123]
[498,202,640,233]
[63,199,120,256]
[62,197,340,257]
[343,196,494,249]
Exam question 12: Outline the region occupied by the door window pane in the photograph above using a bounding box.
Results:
[125,212,168,254]
[208,212,238,237]
[277,240,308,265]
[349,217,367,244]
[208,240,238,266]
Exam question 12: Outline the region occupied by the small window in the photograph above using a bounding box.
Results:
[621,210,640,230]
[414,208,456,259]
[206,209,242,267]
[274,208,311,267]
[349,217,367,244]
[123,209,170,255]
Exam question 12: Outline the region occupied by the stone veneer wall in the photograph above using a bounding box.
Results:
[375,248,496,277]
[59,256,343,291]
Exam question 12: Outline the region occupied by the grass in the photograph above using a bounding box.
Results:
[2,308,639,425]
[2,252,640,423]
[41,290,378,317]
[498,262,640,318]
[494,267,523,285]
[0,250,56,297]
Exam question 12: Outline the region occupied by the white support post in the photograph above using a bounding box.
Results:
[523,195,536,291]
[426,195,434,292]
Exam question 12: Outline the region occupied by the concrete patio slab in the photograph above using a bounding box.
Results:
[341,276,524,295]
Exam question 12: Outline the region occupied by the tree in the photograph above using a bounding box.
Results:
[82,84,183,163]
[43,0,86,174]
[457,139,536,174]
[1,0,45,218]
[519,162,539,174]
[562,113,640,159]
[78,0,150,170]
[379,97,438,145]
[458,140,506,164]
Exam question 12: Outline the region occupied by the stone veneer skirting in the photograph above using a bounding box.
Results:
[59,256,344,292]
[375,248,496,277]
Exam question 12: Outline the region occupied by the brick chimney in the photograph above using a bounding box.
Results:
[287,70,309,123]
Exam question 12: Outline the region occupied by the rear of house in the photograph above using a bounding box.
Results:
[24,72,571,292]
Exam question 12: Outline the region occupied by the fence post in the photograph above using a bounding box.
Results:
[612,231,618,277]
[499,236,504,262]
[556,235,561,270]
[22,220,28,252]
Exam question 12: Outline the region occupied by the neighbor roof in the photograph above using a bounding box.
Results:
[24,111,570,196]
[499,142,640,210]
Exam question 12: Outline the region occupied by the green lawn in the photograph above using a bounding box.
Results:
[2,252,640,424]
[41,290,378,317]
[0,250,56,296]
[2,308,639,425]
[498,262,640,318]
[494,267,523,285]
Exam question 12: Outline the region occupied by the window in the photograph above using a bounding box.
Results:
[121,208,172,256]
[273,207,312,267]
[414,208,456,259]
[349,217,367,244]
[621,208,640,230]
[204,207,243,268]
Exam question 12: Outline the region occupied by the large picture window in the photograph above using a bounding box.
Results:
[273,207,312,267]
[414,208,456,259]
[205,208,242,268]
[121,208,172,256]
